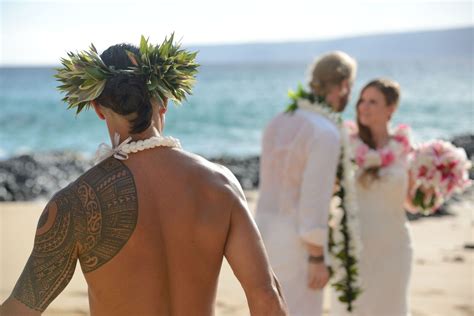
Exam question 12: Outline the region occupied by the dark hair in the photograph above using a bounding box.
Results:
[356,78,400,186]
[95,44,153,134]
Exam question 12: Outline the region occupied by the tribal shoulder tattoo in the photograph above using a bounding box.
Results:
[11,158,138,311]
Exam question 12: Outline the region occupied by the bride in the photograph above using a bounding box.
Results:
[332,78,414,315]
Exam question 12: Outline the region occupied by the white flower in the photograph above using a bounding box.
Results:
[364,152,381,168]
[329,205,344,228]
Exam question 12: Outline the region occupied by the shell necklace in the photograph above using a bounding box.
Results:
[95,132,181,163]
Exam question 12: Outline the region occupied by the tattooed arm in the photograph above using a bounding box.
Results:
[0,158,138,315]
[0,189,80,315]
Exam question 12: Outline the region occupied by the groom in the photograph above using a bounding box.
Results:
[255,51,357,315]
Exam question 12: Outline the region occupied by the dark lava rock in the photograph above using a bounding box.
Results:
[1,133,471,202]
[0,152,92,201]
[451,134,474,159]
[0,152,260,201]
[451,134,474,179]
[210,156,260,190]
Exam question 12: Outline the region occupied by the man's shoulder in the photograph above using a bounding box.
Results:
[184,151,238,183]
[263,110,310,138]
[49,158,136,213]
[50,157,134,211]
[78,156,133,187]
[268,109,338,133]
[298,111,340,141]
[51,157,138,272]
[177,151,242,198]
[264,111,298,128]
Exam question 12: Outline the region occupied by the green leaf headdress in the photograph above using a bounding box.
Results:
[55,33,199,114]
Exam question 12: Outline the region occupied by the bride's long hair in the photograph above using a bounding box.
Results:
[356,79,400,186]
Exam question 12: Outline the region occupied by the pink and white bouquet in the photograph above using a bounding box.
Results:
[409,140,472,214]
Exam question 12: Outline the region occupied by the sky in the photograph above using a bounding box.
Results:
[0,0,472,65]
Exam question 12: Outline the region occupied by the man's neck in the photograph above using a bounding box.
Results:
[107,124,162,144]
[326,101,340,113]
[323,95,340,112]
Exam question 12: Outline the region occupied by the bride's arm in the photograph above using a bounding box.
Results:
[404,169,428,213]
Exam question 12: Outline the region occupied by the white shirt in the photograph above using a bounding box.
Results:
[256,108,341,247]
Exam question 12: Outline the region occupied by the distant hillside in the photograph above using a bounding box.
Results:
[190,27,473,64]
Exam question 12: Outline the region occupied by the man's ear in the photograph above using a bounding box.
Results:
[159,105,167,115]
[160,97,168,113]
[92,101,106,120]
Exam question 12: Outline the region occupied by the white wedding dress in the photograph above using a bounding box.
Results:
[331,129,413,316]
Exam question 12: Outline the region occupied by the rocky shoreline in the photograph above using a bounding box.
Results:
[1,134,472,204]
[0,152,260,202]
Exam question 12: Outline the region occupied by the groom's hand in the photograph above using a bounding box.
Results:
[303,244,329,290]
[307,262,329,290]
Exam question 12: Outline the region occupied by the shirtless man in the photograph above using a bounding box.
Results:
[1,41,287,315]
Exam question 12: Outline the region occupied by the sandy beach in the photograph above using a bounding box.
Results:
[1,190,473,316]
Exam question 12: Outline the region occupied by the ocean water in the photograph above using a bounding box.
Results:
[0,59,472,159]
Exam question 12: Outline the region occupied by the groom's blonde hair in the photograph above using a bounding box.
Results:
[308,51,357,96]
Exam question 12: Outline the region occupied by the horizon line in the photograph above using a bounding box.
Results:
[187,24,474,47]
[1,25,472,67]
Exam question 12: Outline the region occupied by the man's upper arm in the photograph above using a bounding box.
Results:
[8,187,80,313]
[297,129,341,247]
[2,158,139,314]
[222,174,277,296]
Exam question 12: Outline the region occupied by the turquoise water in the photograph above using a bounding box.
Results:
[0,60,472,159]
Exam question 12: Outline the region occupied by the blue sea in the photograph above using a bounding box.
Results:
[0,59,472,159]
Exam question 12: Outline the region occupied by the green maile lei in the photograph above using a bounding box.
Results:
[55,33,199,113]
[286,84,362,312]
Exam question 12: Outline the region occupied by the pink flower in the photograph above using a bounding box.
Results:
[380,149,395,167]
[344,120,358,132]
[394,134,411,153]
[396,124,411,136]
[393,124,412,153]
[431,142,444,157]
[446,179,457,194]
[355,144,369,167]
[398,124,409,130]
[436,160,458,182]
[344,120,358,139]
[393,134,406,143]
[418,165,428,178]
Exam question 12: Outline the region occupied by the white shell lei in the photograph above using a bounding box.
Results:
[297,99,362,285]
[95,132,181,164]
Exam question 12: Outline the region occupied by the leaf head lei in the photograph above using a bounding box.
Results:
[55,33,199,114]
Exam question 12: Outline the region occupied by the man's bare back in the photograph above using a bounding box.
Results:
[1,36,287,316]
[1,147,286,315]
